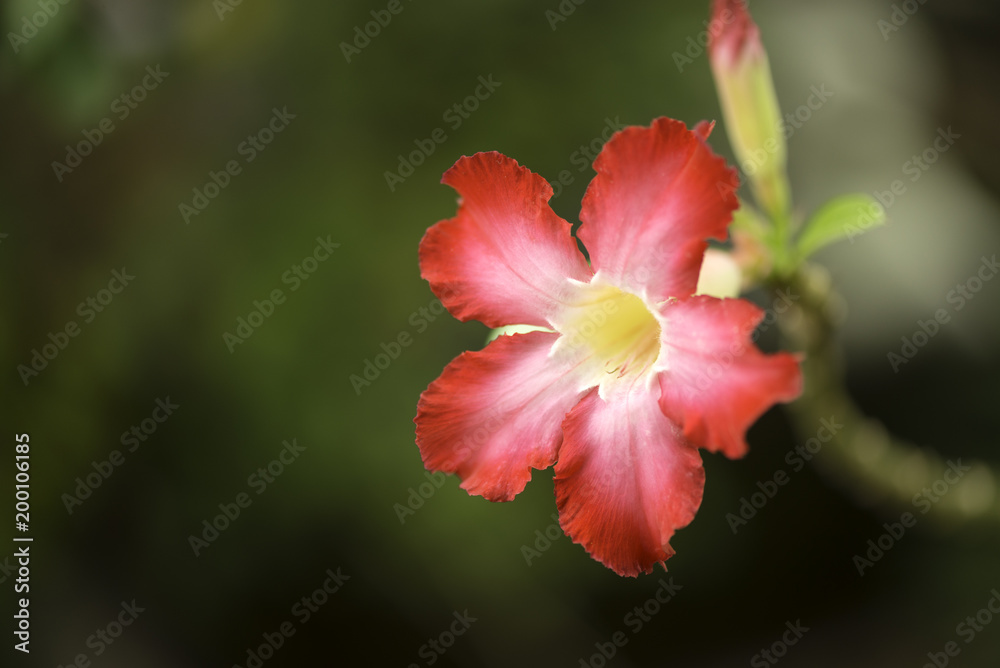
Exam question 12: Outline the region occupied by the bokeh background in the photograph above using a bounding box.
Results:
[3,0,1000,666]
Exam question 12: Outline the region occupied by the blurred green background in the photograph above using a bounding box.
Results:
[3,0,1000,666]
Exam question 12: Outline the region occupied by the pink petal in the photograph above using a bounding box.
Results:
[657,295,802,458]
[415,331,593,502]
[709,0,764,69]
[555,384,705,577]
[577,117,739,302]
[419,152,592,329]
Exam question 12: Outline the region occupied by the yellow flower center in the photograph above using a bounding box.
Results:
[553,280,663,393]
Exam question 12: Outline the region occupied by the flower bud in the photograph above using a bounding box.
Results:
[709,0,789,221]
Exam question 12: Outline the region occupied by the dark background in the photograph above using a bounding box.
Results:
[2,0,1000,666]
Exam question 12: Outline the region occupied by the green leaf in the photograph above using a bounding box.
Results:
[796,194,886,259]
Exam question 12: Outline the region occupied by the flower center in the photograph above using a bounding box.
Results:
[554,281,662,390]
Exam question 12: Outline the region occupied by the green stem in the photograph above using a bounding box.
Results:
[774,266,1000,525]
[753,167,794,278]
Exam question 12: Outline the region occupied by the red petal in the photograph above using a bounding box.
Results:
[555,384,705,577]
[578,117,738,302]
[419,152,592,329]
[415,331,593,502]
[657,295,802,458]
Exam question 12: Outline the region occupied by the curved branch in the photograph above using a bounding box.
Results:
[776,266,1000,524]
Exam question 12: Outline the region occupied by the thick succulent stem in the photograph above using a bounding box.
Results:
[775,266,1000,524]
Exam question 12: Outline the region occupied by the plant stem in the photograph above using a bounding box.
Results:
[775,266,1000,525]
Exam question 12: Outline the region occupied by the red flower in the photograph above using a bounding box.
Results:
[414,117,801,576]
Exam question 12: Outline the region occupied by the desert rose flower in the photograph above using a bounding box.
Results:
[414,117,801,576]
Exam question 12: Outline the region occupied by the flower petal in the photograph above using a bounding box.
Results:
[415,331,594,502]
[577,117,739,302]
[419,152,592,329]
[657,295,802,458]
[554,383,705,577]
